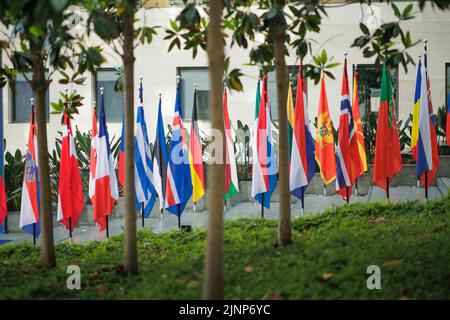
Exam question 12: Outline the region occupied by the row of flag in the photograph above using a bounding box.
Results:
[251,47,447,211]
[6,78,240,237]
[1,45,450,234]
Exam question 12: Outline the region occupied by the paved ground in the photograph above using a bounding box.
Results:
[1,178,449,246]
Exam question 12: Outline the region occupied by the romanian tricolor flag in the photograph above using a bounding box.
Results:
[352,68,367,175]
[315,75,336,185]
[411,59,421,160]
[189,88,205,203]
[373,63,402,191]
[223,89,239,200]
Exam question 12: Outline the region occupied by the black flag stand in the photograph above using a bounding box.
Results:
[261,194,264,219]
[301,187,305,215]
[69,217,73,242]
[106,215,109,239]
[386,177,390,200]
[141,204,145,228]
[425,171,428,201]
[177,204,181,229]
[32,223,36,245]
[346,186,350,205]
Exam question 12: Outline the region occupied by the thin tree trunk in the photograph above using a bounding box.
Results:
[204,0,225,300]
[122,3,137,275]
[274,0,292,246]
[31,54,55,267]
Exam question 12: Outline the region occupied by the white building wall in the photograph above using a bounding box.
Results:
[1,1,449,154]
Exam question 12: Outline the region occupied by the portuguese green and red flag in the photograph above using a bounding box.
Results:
[373,63,402,191]
[223,89,239,200]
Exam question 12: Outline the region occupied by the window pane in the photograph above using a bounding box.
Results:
[179,68,210,120]
[267,65,304,121]
[355,64,398,117]
[96,69,123,122]
[12,72,49,123]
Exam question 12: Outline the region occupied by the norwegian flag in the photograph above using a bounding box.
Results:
[335,57,361,201]
[89,92,119,231]
[165,80,192,216]
[57,113,84,232]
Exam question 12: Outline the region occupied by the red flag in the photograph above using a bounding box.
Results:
[373,64,402,190]
[57,114,84,232]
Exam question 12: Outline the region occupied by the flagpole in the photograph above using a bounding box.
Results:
[425,171,428,202]
[301,187,305,215]
[141,206,145,227]
[323,184,326,196]
[346,187,350,204]
[261,194,264,219]
[386,177,390,200]
[69,217,72,242]
[177,204,181,229]
[33,223,36,245]
[193,202,196,213]
[106,215,109,239]
[355,179,358,196]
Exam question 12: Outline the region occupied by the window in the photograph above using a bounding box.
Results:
[446,63,450,109]
[178,67,210,121]
[354,64,398,118]
[267,65,305,121]
[10,72,49,123]
[95,68,124,122]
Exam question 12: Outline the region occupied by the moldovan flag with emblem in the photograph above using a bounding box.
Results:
[416,49,439,187]
[336,58,361,200]
[352,68,367,175]
[19,106,40,236]
[165,81,192,215]
[290,64,315,198]
[315,75,336,185]
[189,88,205,203]
[251,75,277,208]
[89,94,119,231]
[57,114,84,231]
[373,63,402,190]
[224,89,239,200]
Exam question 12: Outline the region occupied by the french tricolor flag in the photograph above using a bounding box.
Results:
[89,90,119,231]
[19,102,40,237]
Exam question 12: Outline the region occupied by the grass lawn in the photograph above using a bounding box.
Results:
[1,193,450,300]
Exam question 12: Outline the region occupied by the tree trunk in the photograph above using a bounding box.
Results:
[273,0,292,246]
[204,0,225,300]
[122,3,138,275]
[31,54,55,267]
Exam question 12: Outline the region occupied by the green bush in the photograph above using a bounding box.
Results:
[1,193,450,299]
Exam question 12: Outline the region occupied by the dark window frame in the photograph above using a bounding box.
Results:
[177,66,210,121]
[445,63,450,109]
[93,67,124,123]
[9,70,50,123]
[352,63,399,117]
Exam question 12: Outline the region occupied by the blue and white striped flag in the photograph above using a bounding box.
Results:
[134,82,156,217]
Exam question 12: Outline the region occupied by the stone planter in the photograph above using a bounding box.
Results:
[3,211,58,233]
